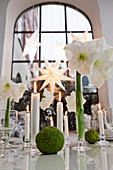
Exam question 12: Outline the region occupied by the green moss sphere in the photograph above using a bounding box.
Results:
[35,126,64,154]
[85,129,99,144]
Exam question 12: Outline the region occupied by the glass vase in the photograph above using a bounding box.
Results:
[72,71,90,151]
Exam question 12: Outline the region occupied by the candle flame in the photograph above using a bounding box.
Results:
[59,92,61,102]
[50,116,53,121]
[65,111,68,116]
[34,81,37,93]
[98,103,101,110]
[26,105,29,112]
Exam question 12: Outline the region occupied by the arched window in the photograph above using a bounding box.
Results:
[12,3,98,120]
[12,4,93,82]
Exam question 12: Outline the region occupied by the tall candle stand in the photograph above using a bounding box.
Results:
[31,81,40,153]
[64,111,70,144]
[57,92,63,133]
[97,103,109,146]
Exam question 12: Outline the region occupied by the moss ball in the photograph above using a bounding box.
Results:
[85,129,99,144]
[35,126,64,154]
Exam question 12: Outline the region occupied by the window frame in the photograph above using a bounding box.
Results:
[12,2,93,74]
[12,3,98,100]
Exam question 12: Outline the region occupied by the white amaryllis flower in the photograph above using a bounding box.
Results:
[0,76,26,102]
[89,37,113,88]
[65,91,86,112]
[64,39,101,76]
[40,88,54,110]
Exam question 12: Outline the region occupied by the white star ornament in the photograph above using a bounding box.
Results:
[71,30,88,43]
[22,28,41,63]
[31,59,74,93]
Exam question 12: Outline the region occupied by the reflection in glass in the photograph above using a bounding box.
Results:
[35,154,65,170]
[0,110,17,164]
[78,151,87,170]
[65,146,69,170]
[101,147,108,170]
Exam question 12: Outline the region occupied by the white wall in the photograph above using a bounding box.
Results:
[0,0,10,76]
[97,0,113,108]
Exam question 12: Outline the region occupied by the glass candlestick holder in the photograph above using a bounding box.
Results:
[97,109,109,146]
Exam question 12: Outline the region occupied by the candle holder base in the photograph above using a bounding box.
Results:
[30,143,39,155]
[23,142,31,148]
[65,139,70,145]
[97,140,109,146]
[72,138,91,152]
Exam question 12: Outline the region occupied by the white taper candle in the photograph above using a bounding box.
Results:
[64,111,69,139]
[98,103,105,136]
[31,82,40,143]
[25,105,30,142]
[57,92,63,133]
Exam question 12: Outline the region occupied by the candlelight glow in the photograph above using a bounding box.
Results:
[59,92,61,102]
[34,81,37,93]
[98,103,101,110]
[26,105,29,112]
[65,111,68,116]
[50,116,53,122]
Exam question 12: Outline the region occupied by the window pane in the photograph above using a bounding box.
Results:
[12,63,32,82]
[60,62,67,68]
[41,5,65,31]
[15,7,40,32]
[67,32,92,43]
[67,7,91,31]
[41,33,66,60]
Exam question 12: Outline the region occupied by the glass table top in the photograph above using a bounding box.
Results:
[0,133,113,170]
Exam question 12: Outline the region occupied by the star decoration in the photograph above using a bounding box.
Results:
[53,42,68,62]
[40,88,54,110]
[22,28,41,63]
[65,91,86,112]
[31,59,74,93]
[71,30,88,43]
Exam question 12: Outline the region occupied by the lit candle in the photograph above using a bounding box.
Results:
[64,111,69,140]
[16,110,18,123]
[98,103,105,136]
[31,81,40,143]
[57,92,63,133]
[50,116,54,126]
[25,105,30,142]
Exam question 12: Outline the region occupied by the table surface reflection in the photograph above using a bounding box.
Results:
[0,132,113,170]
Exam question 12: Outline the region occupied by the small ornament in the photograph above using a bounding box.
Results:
[71,30,88,43]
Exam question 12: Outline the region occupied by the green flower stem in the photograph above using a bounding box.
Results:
[5,97,11,127]
[76,71,85,139]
